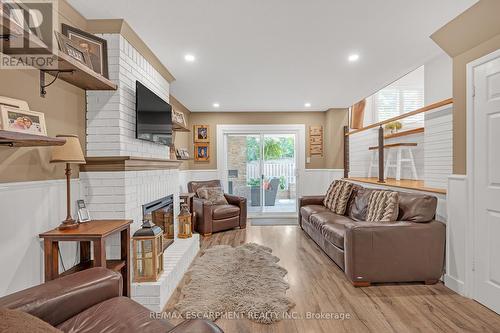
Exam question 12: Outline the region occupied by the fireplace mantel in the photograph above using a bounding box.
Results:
[80,156,182,172]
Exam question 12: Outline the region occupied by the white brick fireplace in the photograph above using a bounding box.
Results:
[81,32,199,312]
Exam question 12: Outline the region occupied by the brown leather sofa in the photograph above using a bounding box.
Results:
[299,183,446,286]
[0,267,223,333]
[188,180,247,236]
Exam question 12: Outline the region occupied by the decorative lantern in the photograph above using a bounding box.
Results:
[132,220,164,282]
[152,206,174,240]
[178,203,192,239]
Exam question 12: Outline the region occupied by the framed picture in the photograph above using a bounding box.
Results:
[172,109,186,126]
[55,32,93,69]
[194,125,209,143]
[0,105,47,136]
[194,143,210,161]
[62,24,109,78]
[176,148,190,160]
[77,200,91,223]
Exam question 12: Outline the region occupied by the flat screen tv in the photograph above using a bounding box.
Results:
[136,81,172,145]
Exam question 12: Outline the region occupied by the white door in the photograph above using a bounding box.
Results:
[473,54,500,314]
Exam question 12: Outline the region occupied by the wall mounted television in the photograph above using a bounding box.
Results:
[136,80,173,145]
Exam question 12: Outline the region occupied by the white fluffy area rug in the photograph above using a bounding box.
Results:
[174,243,295,324]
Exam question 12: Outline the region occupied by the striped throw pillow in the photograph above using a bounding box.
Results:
[323,180,354,215]
[366,190,399,222]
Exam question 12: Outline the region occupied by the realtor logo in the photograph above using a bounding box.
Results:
[1,0,58,69]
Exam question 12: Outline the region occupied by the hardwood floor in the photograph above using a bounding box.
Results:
[165,226,500,333]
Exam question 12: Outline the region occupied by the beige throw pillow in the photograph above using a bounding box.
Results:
[366,190,399,222]
[196,187,228,205]
[323,180,354,215]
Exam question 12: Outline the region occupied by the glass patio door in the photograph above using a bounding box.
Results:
[225,132,297,215]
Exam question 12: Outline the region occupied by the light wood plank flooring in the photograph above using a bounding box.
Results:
[165,226,500,333]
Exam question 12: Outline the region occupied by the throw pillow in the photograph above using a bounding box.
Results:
[0,308,62,333]
[196,187,228,205]
[323,180,354,215]
[366,190,399,222]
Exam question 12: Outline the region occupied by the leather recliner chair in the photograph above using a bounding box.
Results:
[188,180,247,236]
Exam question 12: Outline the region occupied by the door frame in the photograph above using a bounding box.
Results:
[466,48,500,300]
[216,124,306,216]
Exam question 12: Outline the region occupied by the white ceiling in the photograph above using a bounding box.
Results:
[68,0,476,112]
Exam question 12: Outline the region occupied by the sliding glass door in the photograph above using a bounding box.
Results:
[225,132,297,215]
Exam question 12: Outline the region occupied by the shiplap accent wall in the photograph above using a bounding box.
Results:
[0,179,81,296]
[424,106,453,189]
[86,34,170,158]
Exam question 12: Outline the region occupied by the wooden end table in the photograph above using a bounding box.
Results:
[39,219,132,297]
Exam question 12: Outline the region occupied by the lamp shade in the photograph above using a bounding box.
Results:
[50,135,86,164]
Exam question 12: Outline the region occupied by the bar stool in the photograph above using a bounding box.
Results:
[368,143,418,180]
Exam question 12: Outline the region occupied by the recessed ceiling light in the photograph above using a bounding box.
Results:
[348,54,360,62]
[213,103,220,108]
[304,103,311,108]
[184,54,196,62]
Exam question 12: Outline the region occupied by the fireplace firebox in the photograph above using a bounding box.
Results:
[143,195,174,250]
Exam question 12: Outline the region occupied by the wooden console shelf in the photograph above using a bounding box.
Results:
[0,11,117,92]
[384,127,424,139]
[0,130,66,147]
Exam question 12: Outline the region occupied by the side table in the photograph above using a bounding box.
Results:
[39,219,132,297]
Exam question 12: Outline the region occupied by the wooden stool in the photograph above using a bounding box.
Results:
[368,143,418,181]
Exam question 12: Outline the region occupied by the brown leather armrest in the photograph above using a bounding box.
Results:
[224,194,247,228]
[193,197,214,234]
[167,319,223,333]
[0,267,122,327]
[299,195,325,207]
[344,220,446,284]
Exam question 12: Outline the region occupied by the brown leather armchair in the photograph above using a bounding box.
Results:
[0,267,223,333]
[188,180,247,236]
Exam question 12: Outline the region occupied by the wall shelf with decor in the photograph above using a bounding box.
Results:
[0,11,117,96]
[172,121,190,132]
[0,130,66,147]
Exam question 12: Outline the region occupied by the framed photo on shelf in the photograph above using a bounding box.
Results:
[193,125,209,143]
[62,24,109,78]
[176,148,190,160]
[55,32,93,69]
[172,110,186,126]
[0,105,47,136]
[77,200,91,223]
[194,143,210,161]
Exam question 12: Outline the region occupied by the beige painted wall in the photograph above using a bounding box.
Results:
[431,0,500,174]
[325,108,349,169]
[187,110,348,170]
[0,4,87,183]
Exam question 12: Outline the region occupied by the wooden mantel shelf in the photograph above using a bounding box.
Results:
[0,130,66,147]
[80,156,183,172]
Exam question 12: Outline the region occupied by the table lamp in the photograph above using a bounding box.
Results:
[50,135,86,230]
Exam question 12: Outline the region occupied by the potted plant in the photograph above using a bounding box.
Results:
[384,121,403,134]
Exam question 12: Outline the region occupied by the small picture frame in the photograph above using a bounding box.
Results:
[0,105,47,136]
[194,143,210,161]
[55,32,93,69]
[172,109,186,127]
[194,125,209,143]
[77,199,91,223]
[62,24,109,78]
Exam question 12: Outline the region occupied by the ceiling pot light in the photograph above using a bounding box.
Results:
[184,54,196,62]
[348,54,360,62]
[212,103,220,108]
[304,103,311,108]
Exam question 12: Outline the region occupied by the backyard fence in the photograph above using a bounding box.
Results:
[246,159,296,189]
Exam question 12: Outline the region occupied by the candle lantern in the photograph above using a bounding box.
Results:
[178,203,192,239]
[132,220,163,282]
[153,206,174,240]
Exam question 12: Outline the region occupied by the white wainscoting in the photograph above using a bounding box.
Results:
[445,175,469,296]
[302,169,344,196]
[0,179,81,297]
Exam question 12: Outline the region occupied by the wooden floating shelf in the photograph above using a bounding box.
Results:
[368,143,417,150]
[347,177,447,195]
[0,11,117,92]
[385,127,424,139]
[0,130,66,147]
[172,121,190,132]
[59,259,126,278]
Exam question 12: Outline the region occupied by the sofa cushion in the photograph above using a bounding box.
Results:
[212,204,240,220]
[366,190,399,222]
[56,297,173,333]
[197,187,228,205]
[0,308,62,333]
[309,212,353,249]
[397,192,437,222]
[300,205,330,221]
[323,180,354,215]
